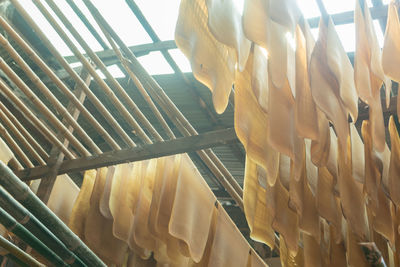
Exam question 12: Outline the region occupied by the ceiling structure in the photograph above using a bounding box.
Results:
[0,0,398,261]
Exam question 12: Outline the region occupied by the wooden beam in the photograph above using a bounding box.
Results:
[17,128,238,181]
[36,69,91,203]
[63,40,177,64]
[371,0,387,31]
[307,4,388,28]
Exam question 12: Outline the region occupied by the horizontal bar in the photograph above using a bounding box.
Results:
[307,4,387,28]
[64,40,177,64]
[17,128,238,181]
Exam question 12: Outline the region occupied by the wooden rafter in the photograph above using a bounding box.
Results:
[16,128,238,181]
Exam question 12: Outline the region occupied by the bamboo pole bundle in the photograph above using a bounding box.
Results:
[36,0,167,144]
[28,0,155,145]
[0,78,75,159]
[0,102,49,161]
[80,0,244,204]
[0,186,84,266]
[39,0,165,144]
[0,107,46,165]
[0,42,103,158]
[0,122,33,168]
[124,0,223,126]
[65,0,109,50]
[102,33,232,195]
[0,207,67,266]
[104,33,176,139]
[73,3,230,193]
[8,1,135,149]
[0,17,121,152]
[0,161,106,266]
[63,0,129,77]
[0,58,91,157]
[0,235,45,267]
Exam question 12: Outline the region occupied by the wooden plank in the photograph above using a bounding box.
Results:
[17,128,238,181]
[36,69,91,203]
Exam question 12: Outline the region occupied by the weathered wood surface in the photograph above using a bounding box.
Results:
[17,128,238,181]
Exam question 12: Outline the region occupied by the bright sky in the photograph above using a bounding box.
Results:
[23,0,389,76]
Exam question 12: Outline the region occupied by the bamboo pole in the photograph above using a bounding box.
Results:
[0,107,46,165]
[124,0,223,126]
[81,0,244,203]
[6,253,31,267]
[30,0,155,145]
[64,0,109,50]
[40,0,163,143]
[0,16,120,152]
[0,122,33,168]
[0,161,106,266]
[0,34,101,155]
[0,102,49,161]
[63,0,129,76]
[0,186,84,266]
[0,78,75,159]
[92,17,244,209]
[0,58,91,157]
[0,207,67,266]
[9,0,135,148]
[101,33,231,194]
[0,235,45,267]
[8,158,23,171]
[106,35,175,139]
[87,11,229,192]
[36,69,91,204]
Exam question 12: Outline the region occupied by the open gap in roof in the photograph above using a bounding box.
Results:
[23,0,72,56]
[92,0,151,46]
[323,0,375,14]
[39,0,89,56]
[137,51,174,75]
[94,64,125,79]
[169,49,192,73]
[336,23,356,52]
[309,23,356,52]
[133,0,182,41]
[52,0,104,53]
[296,0,320,18]
[373,20,384,47]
